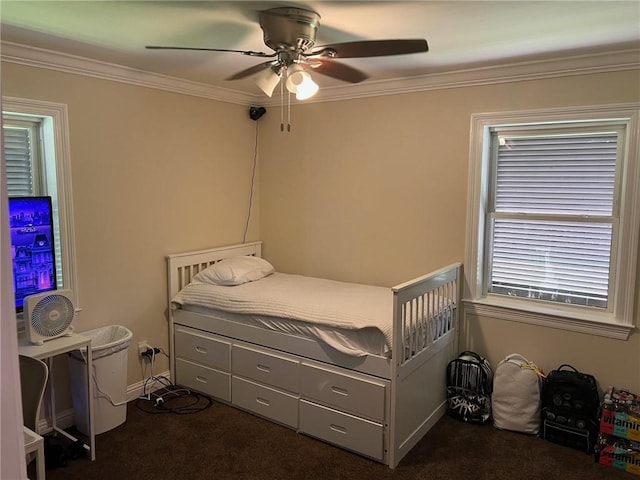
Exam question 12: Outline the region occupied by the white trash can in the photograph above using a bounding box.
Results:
[69,325,133,435]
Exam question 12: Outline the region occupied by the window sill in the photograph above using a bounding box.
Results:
[462,296,634,340]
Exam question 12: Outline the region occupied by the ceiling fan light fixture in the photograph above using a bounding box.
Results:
[285,64,318,100]
[295,77,319,100]
[255,66,282,97]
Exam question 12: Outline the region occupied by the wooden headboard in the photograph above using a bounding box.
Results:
[166,241,262,300]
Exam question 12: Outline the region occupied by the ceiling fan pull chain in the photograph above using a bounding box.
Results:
[287,89,292,132]
[280,74,285,132]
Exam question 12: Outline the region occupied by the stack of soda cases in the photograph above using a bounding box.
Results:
[595,387,640,476]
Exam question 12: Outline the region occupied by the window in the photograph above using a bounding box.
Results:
[2,97,79,312]
[465,104,639,339]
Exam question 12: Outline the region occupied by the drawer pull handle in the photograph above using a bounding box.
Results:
[330,424,347,435]
[195,346,208,355]
[195,375,208,384]
[256,364,271,373]
[331,386,349,396]
[256,397,270,407]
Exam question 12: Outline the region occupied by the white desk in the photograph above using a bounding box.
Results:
[18,333,95,461]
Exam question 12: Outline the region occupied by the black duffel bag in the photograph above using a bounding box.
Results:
[541,364,600,453]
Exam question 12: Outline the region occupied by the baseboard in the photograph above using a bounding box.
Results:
[38,370,171,433]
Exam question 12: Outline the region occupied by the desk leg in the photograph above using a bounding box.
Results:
[45,347,95,461]
[44,357,80,446]
[87,346,95,460]
[48,357,57,435]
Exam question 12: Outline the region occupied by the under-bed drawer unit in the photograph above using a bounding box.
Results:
[232,377,299,428]
[175,325,230,372]
[232,344,299,393]
[300,363,387,422]
[299,400,384,461]
[175,358,231,401]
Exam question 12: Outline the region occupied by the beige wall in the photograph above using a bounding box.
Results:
[3,61,639,398]
[258,70,640,392]
[2,63,260,386]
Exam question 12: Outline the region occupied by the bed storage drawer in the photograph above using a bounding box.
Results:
[175,325,231,371]
[232,377,299,428]
[299,400,384,461]
[233,345,299,393]
[300,363,386,421]
[176,358,231,401]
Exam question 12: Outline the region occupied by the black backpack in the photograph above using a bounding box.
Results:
[541,364,600,452]
[446,351,493,424]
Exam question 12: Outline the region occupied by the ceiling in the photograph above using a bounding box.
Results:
[1,1,639,102]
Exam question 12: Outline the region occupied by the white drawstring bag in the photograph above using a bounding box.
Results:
[492,353,545,435]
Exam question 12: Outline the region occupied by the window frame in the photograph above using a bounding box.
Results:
[464,103,639,340]
[2,96,80,314]
[486,123,621,310]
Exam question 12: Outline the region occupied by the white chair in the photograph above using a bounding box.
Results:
[23,426,45,480]
[19,355,49,479]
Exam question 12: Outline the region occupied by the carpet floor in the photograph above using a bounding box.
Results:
[38,396,626,480]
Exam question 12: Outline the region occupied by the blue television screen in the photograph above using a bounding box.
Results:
[8,196,57,312]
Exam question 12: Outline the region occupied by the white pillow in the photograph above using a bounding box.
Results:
[193,256,274,286]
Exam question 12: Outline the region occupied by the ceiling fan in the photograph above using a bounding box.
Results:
[146,6,429,99]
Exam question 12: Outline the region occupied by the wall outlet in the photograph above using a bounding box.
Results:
[138,341,151,357]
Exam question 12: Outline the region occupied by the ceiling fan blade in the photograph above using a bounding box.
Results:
[311,39,428,58]
[226,61,276,81]
[307,59,369,83]
[146,45,273,57]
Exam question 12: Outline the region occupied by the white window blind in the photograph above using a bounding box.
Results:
[3,126,35,196]
[488,131,618,308]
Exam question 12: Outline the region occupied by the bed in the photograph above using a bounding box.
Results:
[166,241,461,468]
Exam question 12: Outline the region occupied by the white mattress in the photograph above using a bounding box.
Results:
[171,272,393,357]
[176,304,389,357]
[172,272,452,358]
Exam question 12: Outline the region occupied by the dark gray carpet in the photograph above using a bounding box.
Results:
[39,396,625,480]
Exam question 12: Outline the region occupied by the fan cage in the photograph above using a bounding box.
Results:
[30,294,74,337]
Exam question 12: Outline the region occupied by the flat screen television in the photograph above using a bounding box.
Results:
[8,196,57,313]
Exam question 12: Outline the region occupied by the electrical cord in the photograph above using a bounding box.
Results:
[138,346,171,400]
[135,385,213,415]
[136,345,214,415]
[76,348,130,407]
[92,366,129,407]
[242,117,259,243]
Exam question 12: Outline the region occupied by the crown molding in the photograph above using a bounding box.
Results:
[0,41,260,106]
[2,41,638,106]
[301,48,640,105]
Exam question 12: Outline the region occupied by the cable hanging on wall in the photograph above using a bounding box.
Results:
[243,106,262,243]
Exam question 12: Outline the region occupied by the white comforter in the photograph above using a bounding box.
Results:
[171,272,393,348]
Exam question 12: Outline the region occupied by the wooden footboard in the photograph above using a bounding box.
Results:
[389,263,462,467]
[167,242,461,468]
